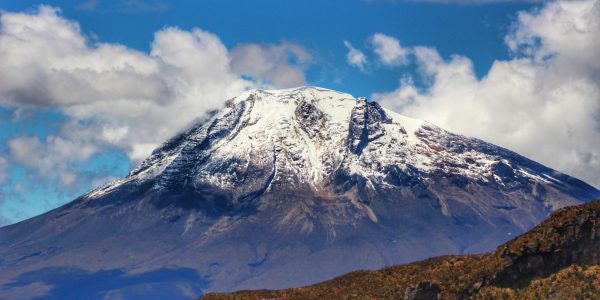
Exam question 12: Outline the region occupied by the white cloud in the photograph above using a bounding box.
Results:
[370,33,409,66]
[0,193,8,227]
[0,157,7,183]
[343,40,368,72]
[77,0,167,12]
[374,0,600,187]
[0,3,315,226]
[505,0,600,74]
[8,135,99,186]
[231,42,312,88]
[0,5,312,166]
[0,6,313,222]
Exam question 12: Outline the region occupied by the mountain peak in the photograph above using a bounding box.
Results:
[101,86,428,194]
[1,87,598,299]
[88,86,595,215]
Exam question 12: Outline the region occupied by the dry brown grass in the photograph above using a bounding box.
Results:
[200,199,600,300]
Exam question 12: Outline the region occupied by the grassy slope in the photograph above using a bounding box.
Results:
[477,265,600,299]
[200,198,600,299]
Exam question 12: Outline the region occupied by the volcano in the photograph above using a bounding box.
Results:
[1,87,598,299]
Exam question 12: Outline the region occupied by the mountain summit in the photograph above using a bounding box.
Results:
[1,87,598,299]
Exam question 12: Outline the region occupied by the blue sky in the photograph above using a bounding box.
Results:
[1,0,599,225]
[0,0,536,95]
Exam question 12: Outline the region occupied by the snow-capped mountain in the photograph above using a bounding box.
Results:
[1,87,598,299]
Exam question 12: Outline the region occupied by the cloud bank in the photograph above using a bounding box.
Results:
[373,0,600,187]
[0,6,311,223]
[0,6,310,162]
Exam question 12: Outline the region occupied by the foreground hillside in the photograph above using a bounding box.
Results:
[201,198,600,299]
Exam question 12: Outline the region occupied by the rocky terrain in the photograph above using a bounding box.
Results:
[201,197,600,299]
[1,87,598,299]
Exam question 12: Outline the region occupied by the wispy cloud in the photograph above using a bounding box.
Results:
[370,33,409,66]
[343,40,368,72]
[231,42,312,88]
[77,0,168,13]
[77,0,101,10]
[0,193,9,227]
[0,5,314,224]
[0,157,7,184]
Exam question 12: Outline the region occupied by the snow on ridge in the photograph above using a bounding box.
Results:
[81,86,579,200]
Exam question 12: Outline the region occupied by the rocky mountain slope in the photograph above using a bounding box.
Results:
[1,87,598,299]
[200,197,600,299]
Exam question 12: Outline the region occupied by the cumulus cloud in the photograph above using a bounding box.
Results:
[0,5,311,164]
[0,5,314,223]
[370,33,409,66]
[0,6,244,160]
[0,6,171,108]
[231,42,312,88]
[343,40,368,72]
[374,0,600,187]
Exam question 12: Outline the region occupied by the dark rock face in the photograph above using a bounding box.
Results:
[493,202,600,287]
[347,100,391,154]
[383,165,421,187]
[295,99,325,138]
[404,282,441,300]
[153,95,256,190]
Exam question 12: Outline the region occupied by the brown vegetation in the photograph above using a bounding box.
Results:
[199,198,600,299]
